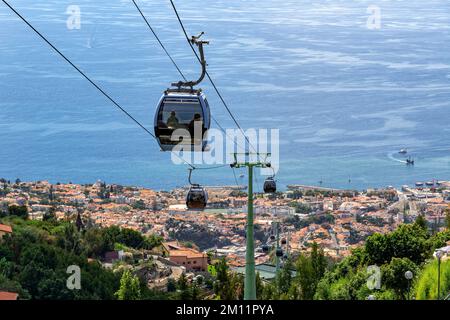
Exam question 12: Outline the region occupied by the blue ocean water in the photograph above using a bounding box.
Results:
[0,0,449,190]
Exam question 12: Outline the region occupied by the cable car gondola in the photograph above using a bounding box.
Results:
[281,238,287,245]
[263,176,277,193]
[262,244,270,253]
[186,184,208,210]
[155,89,210,151]
[275,248,283,257]
[186,169,208,211]
[154,33,211,152]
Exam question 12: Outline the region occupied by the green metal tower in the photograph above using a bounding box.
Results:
[274,221,280,273]
[231,153,271,300]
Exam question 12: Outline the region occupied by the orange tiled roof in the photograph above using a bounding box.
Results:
[169,249,206,259]
[0,291,18,300]
[0,224,12,233]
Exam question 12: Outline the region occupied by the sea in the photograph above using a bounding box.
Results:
[1,0,449,191]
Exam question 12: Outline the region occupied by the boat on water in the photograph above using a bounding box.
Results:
[416,182,424,187]
[406,157,415,165]
[399,149,408,154]
[425,181,434,186]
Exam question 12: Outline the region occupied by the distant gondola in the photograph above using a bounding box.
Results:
[275,248,283,257]
[186,168,208,210]
[281,238,287,245]
[263,177,277,193]
[262,244,270,253]
[186,184,208,210]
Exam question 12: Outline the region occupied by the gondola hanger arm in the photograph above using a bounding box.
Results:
[188,168,196,186]
[172,33,209,89]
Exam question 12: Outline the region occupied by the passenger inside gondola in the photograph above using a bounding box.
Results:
[156,98,204,145]
[166,111,179,128]
[188,113,203,139]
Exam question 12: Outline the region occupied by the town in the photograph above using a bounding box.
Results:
[1,177,449,290]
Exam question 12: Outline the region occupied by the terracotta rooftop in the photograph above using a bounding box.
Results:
[0,224,12,234]
[169,249,206,259]
[163,241,206,259]
[0,291,18,300]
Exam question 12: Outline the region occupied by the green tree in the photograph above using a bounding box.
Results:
[0,257,14,278]
[167,278,177,292]
[43,206,57,222]
[290,202,311,214]
[415,214,428,232]
[115,270,141,300]
[117,228,145,248]
[83,227,114,258]
[0,218,121,300]
[426,230,450,253]
[382,257,418,300]
[415,259,450,300]
[191,283,200,300]
[8,205,28,219]
[177,273,189,298]
[213,257,233,299]
[311,242,327,281]
[213,257,243,300]
[102,226,153,249]
[255,272,264,300]
[0,274,31,300]
[55,224,83,255]
[261,281,277,300]
[295,253,316,299]
[365,224,429,265]
[314,226,450,300]
[292,242,327,299]
[132,200,146,210]
[276,259,293,297]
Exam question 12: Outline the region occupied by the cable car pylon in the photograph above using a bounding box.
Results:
[230,152,271,300]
